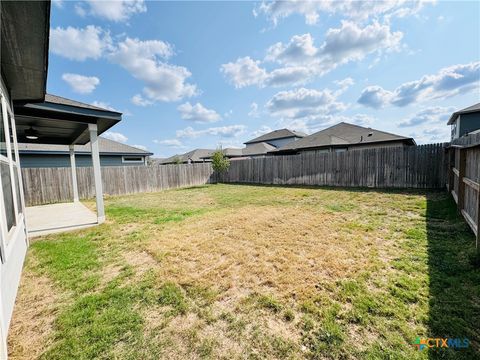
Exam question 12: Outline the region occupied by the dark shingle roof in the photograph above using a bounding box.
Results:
[244,129,307,144]
[274,122,414,152]
[45,94,122,114]
[161,149,215,164]
[242,142,277,156]
[18,137,153,155]
[447,102,480,125]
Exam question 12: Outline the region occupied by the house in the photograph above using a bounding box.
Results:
[447,103,480,140]
[161,149,215,164]
[273,122,416,155]
[243,129,306,156]
[0,2,122,356]
[199,147,244,161]
[19,136,153,168]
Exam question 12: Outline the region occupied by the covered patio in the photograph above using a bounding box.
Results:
[14,95,122,237]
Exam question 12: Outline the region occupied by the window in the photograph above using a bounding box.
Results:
[0,100,16,232]
[334,148,347,153]
[122,156,144,164]
[0,93,23,245]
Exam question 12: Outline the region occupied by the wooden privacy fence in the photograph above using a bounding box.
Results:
[221,143,448,189]
[447,133,480,246]
[22,143,448,207]
[22,163,214,206]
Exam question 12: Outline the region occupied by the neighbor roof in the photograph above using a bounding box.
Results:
[447,102,480,125]
[202,148,242,159]
[244,129,307,145]
[242,142,277,156]
[274,122,415,153]
[18,137,153,156]
[161,149,215,164]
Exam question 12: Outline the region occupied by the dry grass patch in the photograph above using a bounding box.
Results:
[8,257,68,360]
[147,205,375,301]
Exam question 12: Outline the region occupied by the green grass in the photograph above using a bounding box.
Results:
[9,184,480,359]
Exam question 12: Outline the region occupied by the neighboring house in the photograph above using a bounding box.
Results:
[200,148,244,161]
[18,136,153,168]
[161,149,215,164]
[447,103,480,140]
[241,142,277,157]
[273,122,416,155]
[243,129,306,156]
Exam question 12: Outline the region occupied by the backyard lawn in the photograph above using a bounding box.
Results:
[8,184,480,359]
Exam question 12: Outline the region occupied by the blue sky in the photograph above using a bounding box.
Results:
[48,0,480,157]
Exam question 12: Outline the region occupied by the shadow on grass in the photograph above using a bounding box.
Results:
[426,193,480,359]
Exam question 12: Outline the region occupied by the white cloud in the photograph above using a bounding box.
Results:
[176,125,246,139]
[154,139,185,148]
[357,86,394,108]
[109,37,197,102]
[220,57,267,88]
[266,33,318,65]
[177,102,221,123]
[62,73,100,94]
[358,62,480,108]
[50,25,111,61]
[92,100,119,112]
[103,131,128,143]
[398,106,455,127]
[222,21,402,88]
[409,127,450,144]
[132,144,148,151]
[91,101,117,112]
[266,87,345,120]
[251,125,272,138]
[131,94,153,107]
[248,102,260,118]
[255,0,433,25]
[81,0,146,22]
[334,77,355,95]
[52,0,64,8]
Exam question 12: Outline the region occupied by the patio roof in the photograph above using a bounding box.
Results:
[1,1,50,102]
[13,94,122,145]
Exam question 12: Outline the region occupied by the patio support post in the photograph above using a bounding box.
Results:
[69,145,79,202]
[88,124,105,223]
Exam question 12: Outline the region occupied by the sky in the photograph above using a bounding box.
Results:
[48,0,480,157]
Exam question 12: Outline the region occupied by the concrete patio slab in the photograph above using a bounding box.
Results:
[26,202,98,237]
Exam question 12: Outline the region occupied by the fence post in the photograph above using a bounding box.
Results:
[476,186,479,250]
[457,148,466,215]
[447,147,454,192]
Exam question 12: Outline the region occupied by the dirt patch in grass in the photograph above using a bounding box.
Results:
[8,258,67,360]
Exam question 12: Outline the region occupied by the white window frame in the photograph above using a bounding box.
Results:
[122,155,144,164]
[0,90,25,263]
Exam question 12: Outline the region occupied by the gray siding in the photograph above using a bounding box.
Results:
[246,136,301,149]
[19,154,146,168]
[459,113,480,137]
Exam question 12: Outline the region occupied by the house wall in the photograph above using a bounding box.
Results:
[459,112,480,138]
[0,72,28,358]
[246,136,301,149]
[295,140,409,154]
[19,154,146,168]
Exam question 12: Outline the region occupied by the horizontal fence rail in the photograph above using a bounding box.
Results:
[22,163,214,206]
[221,143,448,189]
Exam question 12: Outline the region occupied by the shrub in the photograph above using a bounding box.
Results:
[211,150,230,174]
